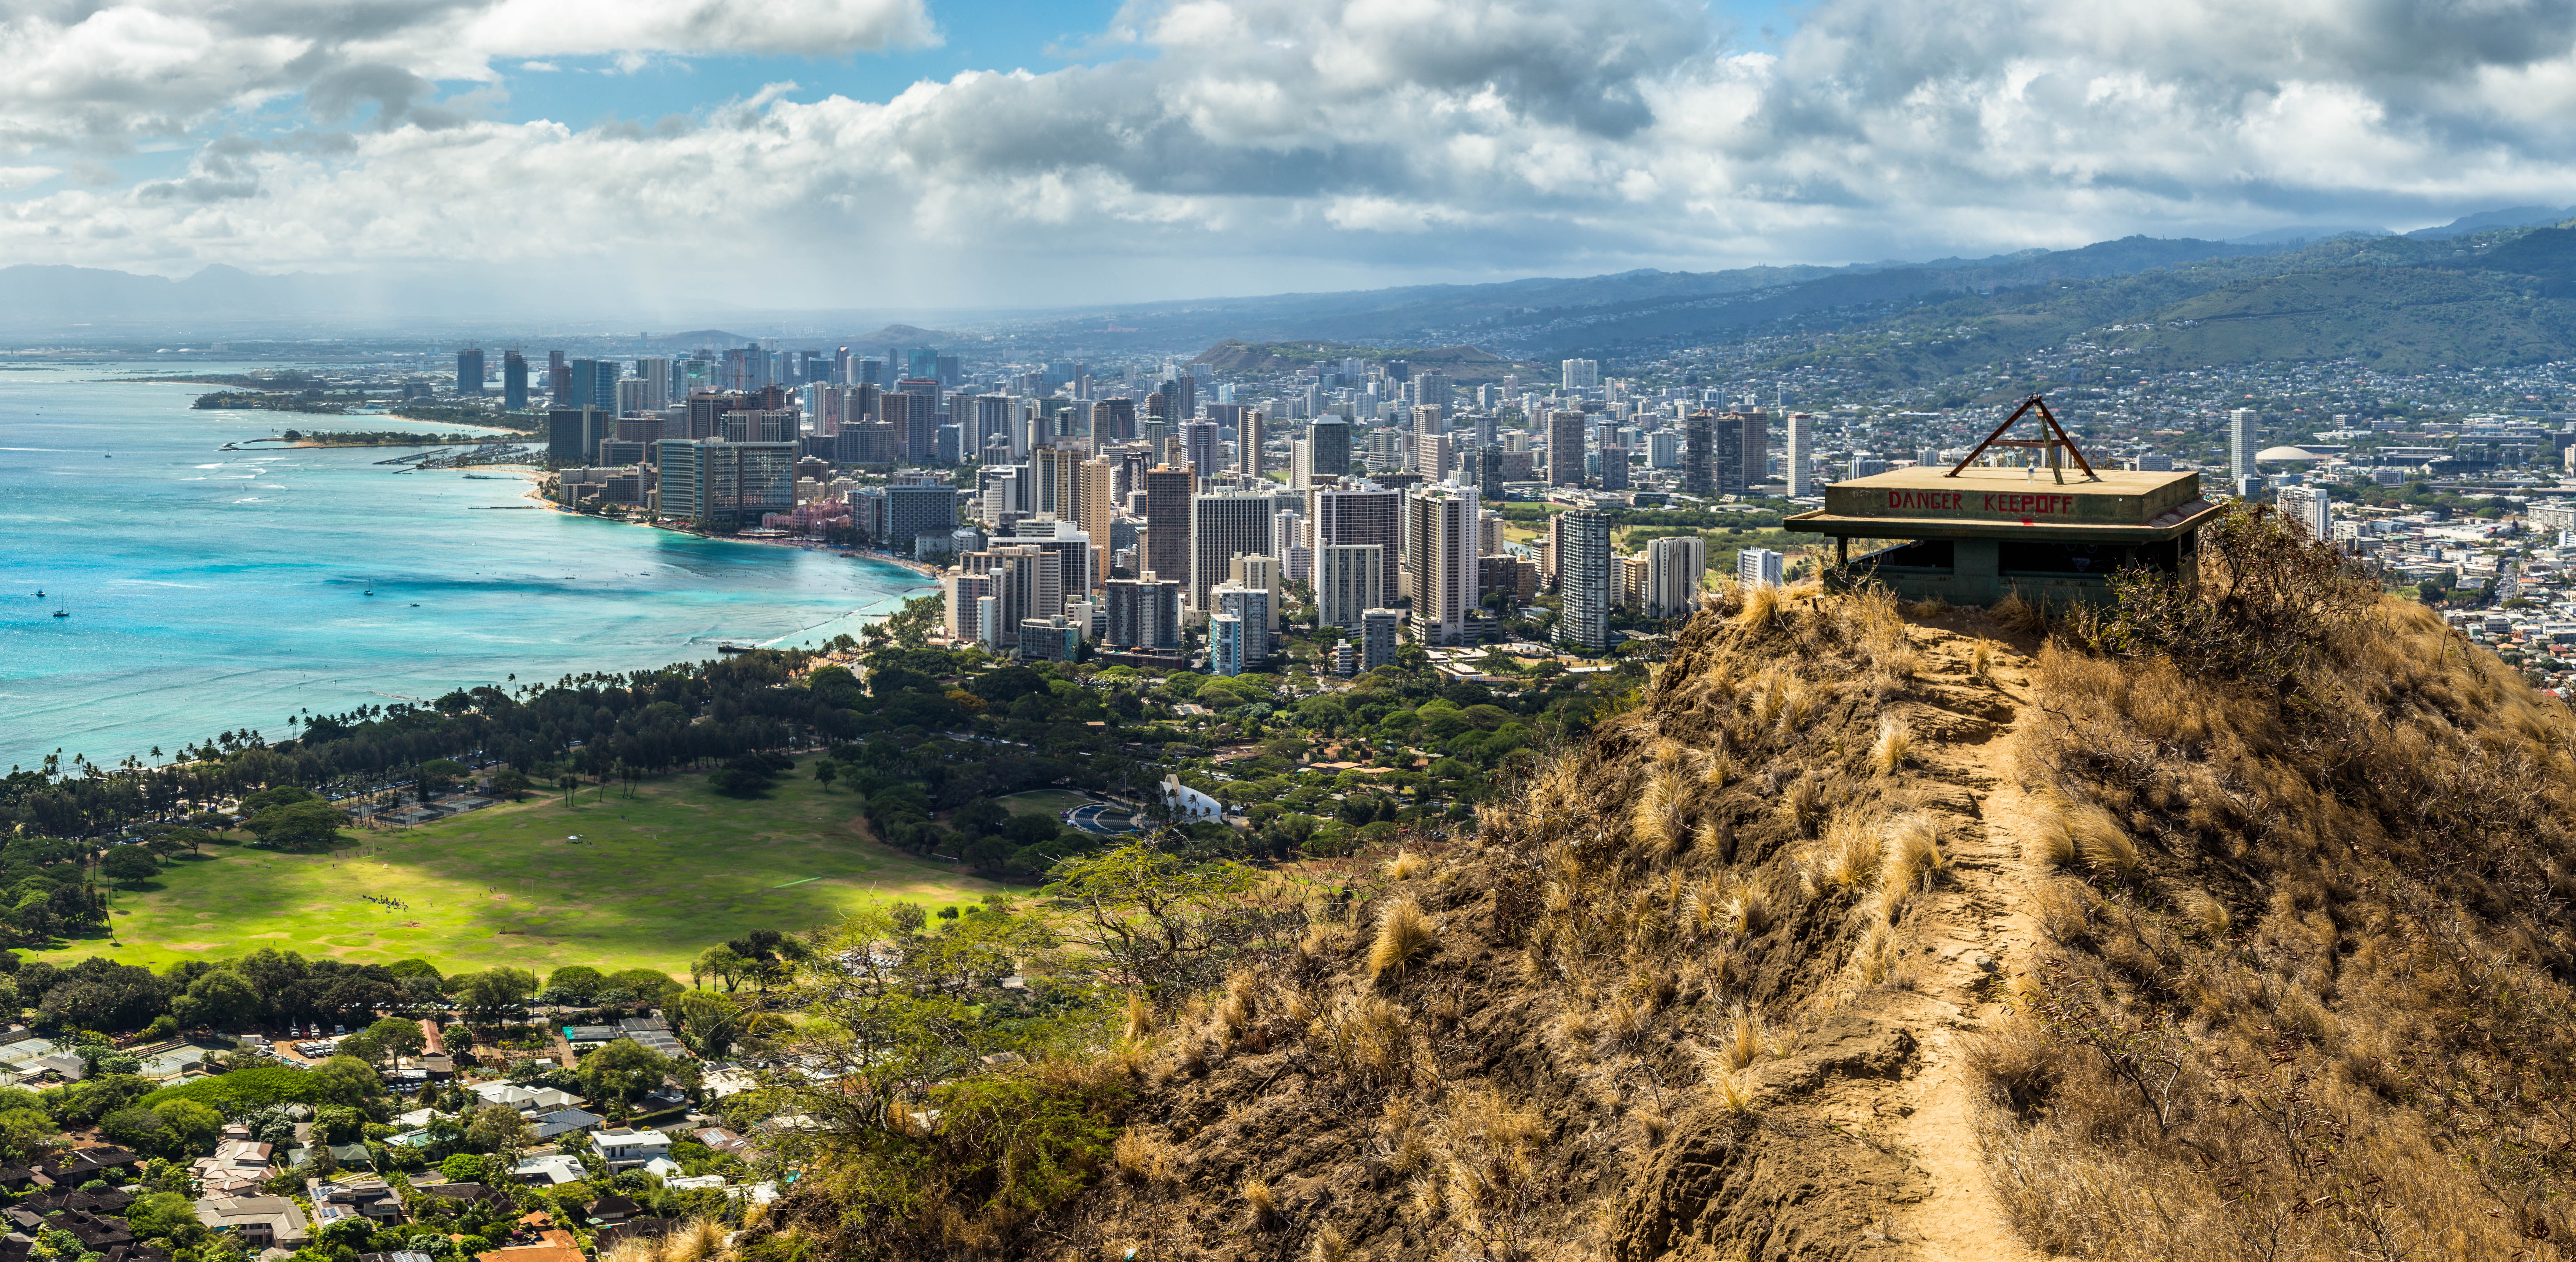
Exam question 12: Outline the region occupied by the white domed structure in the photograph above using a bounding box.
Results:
[2256,445,2324,463]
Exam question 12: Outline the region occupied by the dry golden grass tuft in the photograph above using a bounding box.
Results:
[1308,1224,1354,1262]
[602,1219,725,1262]
[1240,1178,1281,1229]
[1736,580,1786,629]
[1384,848,1429,880]
[1968,637,1997,683]
[1868,716,1914,775]
[1367,896,1437,983]
[1631,765,1693,863]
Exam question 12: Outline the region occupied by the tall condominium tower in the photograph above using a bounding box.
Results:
[1548,411,1588,487]
[1555,508,1614,651]
[1188,491,1274,613]
[1141,465,1195,586]
[1404,485,1479,645]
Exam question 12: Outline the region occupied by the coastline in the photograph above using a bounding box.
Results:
[515,477,947,578]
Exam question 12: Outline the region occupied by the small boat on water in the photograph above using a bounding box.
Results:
[52,596,68,619]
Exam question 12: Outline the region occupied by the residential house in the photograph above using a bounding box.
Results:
[583,1196,641,1226]
[193,1195,312,1250]
[306,1175,403,1227]
[590,1128,673,1172]
[508,1155,586,1187]
[691,1127,752,1158]
[617,1018,686,1058]
[283,1143,373,1172]
[530,1108,604,1142]
[467,1083,582,1114]
[190,1134,273,1197]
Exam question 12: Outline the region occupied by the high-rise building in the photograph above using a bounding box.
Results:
[977,546,1064,650]
[2230,408,2261,484]
[1648,429,1679,470]
[1737,547,1784,588]
[653,438,796,531]
[1549,411,1588,487]
[455,348,484,396]
[548,350,570,406]
[1092,397,1137,444]
[967,394,1014,457]
[1717,410,1767,495]
[1597,445,1630,490]
[886,484,959,552]
[1237,409,1266,480]
[570,359,619,414]
[1555,508,1614,651]
[1213,582,1273,667]
[942,570,995,645]
[1073,458,1117,590]
[2277,484,2333,541]
[546,407,609,466]
[1360,608,1402,671]
[1227,554,1283,631]
[1643,535,1706,617]
[1310,482,1401,605]
[1209,613,1248,677]
[1786,411,1815,497]
[501,351,529,411]
[1413,429,1456,481]
[1142,465,1195,587]
[1404,485,1479,645]
[1683,410,1714,496]
[1189,492,1274,613]
[1316,543,1383,630]
[1182,420,1222,485]
[1306,419,1352,479]
[1561,359,1600,390]
[1104,577,1183,649]
[635,358,675,413]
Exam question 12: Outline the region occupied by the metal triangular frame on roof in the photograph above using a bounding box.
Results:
[1945,395,2101,482]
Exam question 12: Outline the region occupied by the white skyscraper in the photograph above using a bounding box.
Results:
[1189,491,1274,614]
[2229,409,2260,484]
[1786,412,1815,497]
[1738,547,1784,589]
[1316,543,1384,630]
[2277,484,2333,541]
[1560,358,1600,390]
[1643,535,1706,617]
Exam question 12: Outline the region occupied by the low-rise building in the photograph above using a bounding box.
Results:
[194,1195,311,1250]
[591,1128,674,1172]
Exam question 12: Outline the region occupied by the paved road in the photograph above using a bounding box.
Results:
[1066,803,1141,836]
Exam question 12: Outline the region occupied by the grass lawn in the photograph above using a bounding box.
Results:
[47,757,1026,980]
[994,790,1090,818]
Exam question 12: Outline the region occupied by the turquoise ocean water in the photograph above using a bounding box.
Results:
[0,362,934,771]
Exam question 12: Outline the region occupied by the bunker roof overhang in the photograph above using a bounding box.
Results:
[1785,466,2224,544]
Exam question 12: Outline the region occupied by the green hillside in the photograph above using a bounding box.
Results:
[2104,267,2576,370]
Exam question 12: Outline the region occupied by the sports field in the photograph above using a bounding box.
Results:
[995,790,1090,817]
[48,758,1024,979]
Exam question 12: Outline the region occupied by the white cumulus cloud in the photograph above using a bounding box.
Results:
[5,0,2576,304]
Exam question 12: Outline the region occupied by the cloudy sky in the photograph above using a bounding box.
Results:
[3,0,2573,311]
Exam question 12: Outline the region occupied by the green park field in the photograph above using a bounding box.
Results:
[37,758,1023,980]
[994,790,1089,817]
